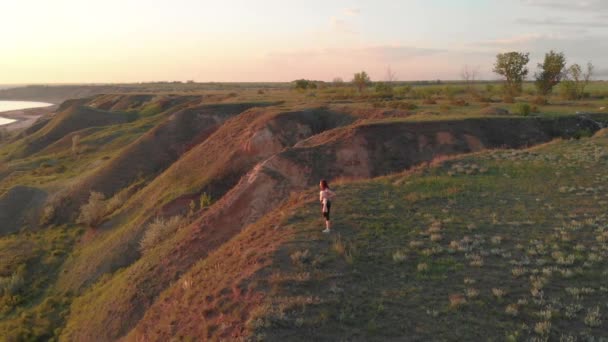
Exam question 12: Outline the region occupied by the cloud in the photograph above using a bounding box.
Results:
[268,45,445,63]
[521,0,608,12]
[517,17,608,28]
[329,16,357,34]
[343,8,360,16]
[475,33,546,47]
[596,68,608,78]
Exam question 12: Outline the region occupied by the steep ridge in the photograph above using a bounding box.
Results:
[51,102,270,222]
[59,108,355,340]
[128,129,608,341]
[53,106,316,295]
[59,114,607,340]
[2,99,134,160]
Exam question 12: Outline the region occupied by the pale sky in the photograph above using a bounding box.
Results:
[1,0,607,83]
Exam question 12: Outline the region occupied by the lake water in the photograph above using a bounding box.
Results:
[0,101,53,126]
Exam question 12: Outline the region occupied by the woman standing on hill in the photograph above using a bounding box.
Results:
[319,179,336,233]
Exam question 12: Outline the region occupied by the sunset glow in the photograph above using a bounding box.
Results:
[1,0,607,83]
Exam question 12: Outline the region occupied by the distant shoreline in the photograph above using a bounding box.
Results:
[0,104,57,132]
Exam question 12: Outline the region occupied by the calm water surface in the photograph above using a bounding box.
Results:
[0,101,53,126]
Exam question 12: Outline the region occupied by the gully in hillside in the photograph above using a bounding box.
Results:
[319,179,336,233]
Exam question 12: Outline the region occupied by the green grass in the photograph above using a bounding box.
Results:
[1,86,608,340]
[0,225,81,341]
[243,133,608,341]
[106,130,608,341]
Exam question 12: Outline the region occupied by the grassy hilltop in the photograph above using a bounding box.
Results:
[0,82,608,341]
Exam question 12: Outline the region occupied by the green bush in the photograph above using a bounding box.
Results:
[0,273,25,295]
[374,82,393,96]
[559,81,578,100]
[139,216,184,253]
[39,205,56,226]
[515,103,531,116]
[573,129,593,140]
[394,85,412,97]
[76,192,106,227]
[199,192,213,209]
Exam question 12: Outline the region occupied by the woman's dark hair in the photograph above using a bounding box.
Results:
[320,179,329,190]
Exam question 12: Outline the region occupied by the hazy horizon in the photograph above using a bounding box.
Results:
[1,0,607,83]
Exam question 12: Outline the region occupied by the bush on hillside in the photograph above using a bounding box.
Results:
[388,101,418,110]
[0,273,25,295]
[39,205,56,226]
[559,81,578,100]
[532,96,548,105]
[199,192,213,210]
[105,190,129,216]
[394,85,412,97]
[374,82,393,96]
[516,103,531,116]
[293,79,322,91]
[77,192,106,227]
[139,216,184,253]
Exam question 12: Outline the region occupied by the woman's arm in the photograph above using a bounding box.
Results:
[328,189,336,198]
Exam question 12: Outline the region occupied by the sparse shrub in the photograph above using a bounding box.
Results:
[534,321,551,335]
[139,216,184,253]
[388,101,417,110]
[465,288,479,299]
[333,235,356,264]
[449,294,466,308]
[39,205,56,226]
[105,189,129,215]
[409,240,424,249]
[505,304,519,316]
[333,235,345,255]
[399,102,418,110]
[394,85,412,97]
[469,254,484,267]
[290,249,311,267]
[584,306,601,327]
[491,235,503,245]
[430,233,442,242]
[559,80,578,100]
[572,129,593,140]
[0,273,25,294]
[417,263,429,272]
[512,267,526,277]
[188,200,196,217]
[374,82,393,96]
[464,277,476,285]
[530,105,539,113]
[257,89,265,95]
[492,288,506,300]
[77,192,106,227]
[199,192,213,210]
[516,103,531,116]
[450,98,468,106]
[532,96,548,105]
[392,250,408,263]
[71,135,81,155]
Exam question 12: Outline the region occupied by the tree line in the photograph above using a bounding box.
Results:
[493,51,594,101]
[292,50,596,101]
